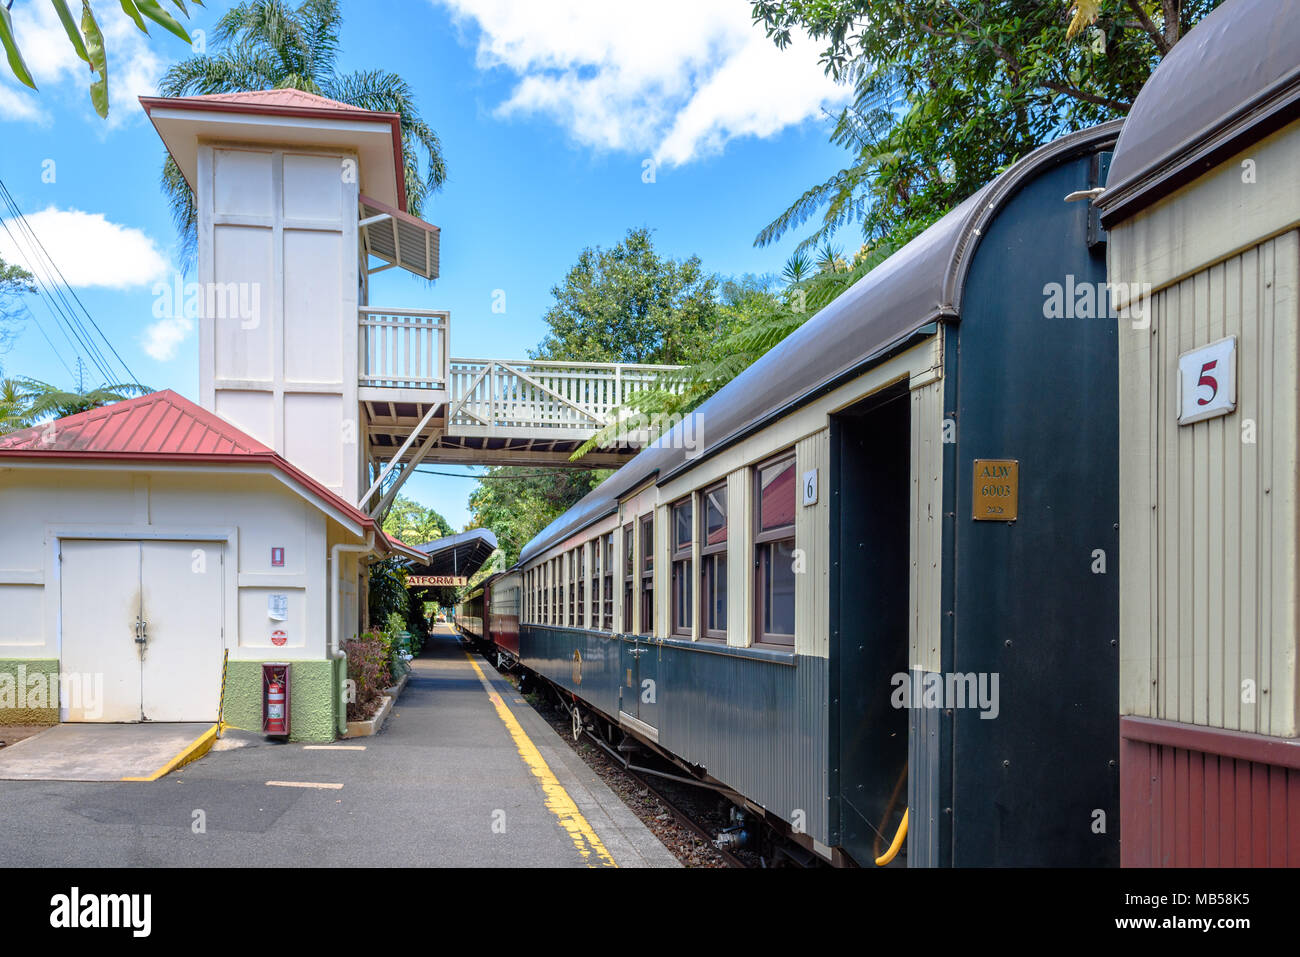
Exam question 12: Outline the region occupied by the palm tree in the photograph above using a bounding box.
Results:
[0,378,31,434]
[158,0,448,270]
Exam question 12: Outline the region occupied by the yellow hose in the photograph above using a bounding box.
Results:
[874,808,908,866]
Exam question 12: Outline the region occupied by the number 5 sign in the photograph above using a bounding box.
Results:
[1178,336,1237,426]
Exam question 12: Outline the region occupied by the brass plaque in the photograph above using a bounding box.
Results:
[972,459,1019,521]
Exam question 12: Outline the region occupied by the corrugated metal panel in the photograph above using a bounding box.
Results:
[520,624,831,844]
[0,390,269,455]
[907,678,943,868]
[657,645,829,844]
[795,431,830,658]
[1120,231,1300,736]
[1121,719,1300,866]
[725,469,752,646]
[909,379,944,674]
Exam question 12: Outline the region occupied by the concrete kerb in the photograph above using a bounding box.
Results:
[121,722,222,781]
[343,669,410,738]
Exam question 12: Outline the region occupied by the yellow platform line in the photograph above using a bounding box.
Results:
[121,722,223,782]
[464,652,617,868]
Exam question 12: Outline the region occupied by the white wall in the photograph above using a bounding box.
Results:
[0,465,349,662]
[198,143,361,503]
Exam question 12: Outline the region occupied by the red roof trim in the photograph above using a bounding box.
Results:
[139,93,409,213]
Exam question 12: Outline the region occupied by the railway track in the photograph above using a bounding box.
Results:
[622,766,747,869]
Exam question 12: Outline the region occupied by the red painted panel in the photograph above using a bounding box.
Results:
[1121,718,1300,867]
[1203,756,1219,867]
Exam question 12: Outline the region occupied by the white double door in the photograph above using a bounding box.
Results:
[60,540,224,722]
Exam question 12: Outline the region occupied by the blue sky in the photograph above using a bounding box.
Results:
[0,0,853,529]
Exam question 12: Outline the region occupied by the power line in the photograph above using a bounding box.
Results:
[0,179,140,385]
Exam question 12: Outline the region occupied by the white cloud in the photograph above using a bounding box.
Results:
[1,0,176,126]
[435,0,848,166]
[141,316,193,361]
[0,206,169,289]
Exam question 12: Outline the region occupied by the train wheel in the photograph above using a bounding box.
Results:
[571,705,582,741]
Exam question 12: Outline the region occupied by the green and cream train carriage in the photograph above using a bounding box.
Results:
[1097,0,1300,867]
[495,122,1126,867]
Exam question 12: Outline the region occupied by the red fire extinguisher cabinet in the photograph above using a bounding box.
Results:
[262,662,290,738]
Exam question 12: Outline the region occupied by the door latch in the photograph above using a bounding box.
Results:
[134,618,148,644]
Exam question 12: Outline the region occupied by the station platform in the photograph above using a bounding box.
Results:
[0,626,678,868]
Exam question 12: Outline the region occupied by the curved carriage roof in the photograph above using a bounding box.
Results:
[518,121,1122,566]
[1099,0,1300,227]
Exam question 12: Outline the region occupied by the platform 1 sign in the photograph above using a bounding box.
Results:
[407,575,467,587]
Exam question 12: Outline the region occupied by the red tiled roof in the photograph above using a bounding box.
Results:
[0,391,375,531]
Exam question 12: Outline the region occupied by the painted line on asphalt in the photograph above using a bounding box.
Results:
[463,651,617,868]
[266,781,344,789]
[303,745,366,750]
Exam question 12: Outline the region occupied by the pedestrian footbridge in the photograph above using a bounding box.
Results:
[357,306,684,515]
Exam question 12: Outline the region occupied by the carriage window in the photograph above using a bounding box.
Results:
[640,513,655,636]
[552,557,560,626]
[671,498,693,636]
[603,532,614,631]
[577,546,586,629]
[755,455,796,645]
[700,482,727,639]
[623,523,634,632]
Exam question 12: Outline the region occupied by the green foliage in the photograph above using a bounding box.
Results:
[367,556,409,630]
[381,494,453,546]
[158,0,446,270]
[0,255,35,356]
[467,468,610,568]
[0,374,154,433]
[750,0,1224,251]
[11,376,153,421]
[343,633,388,720]
[0,378,30,434]
[0,0,199,118]
[531,227,725,365]
[572,245,893,458]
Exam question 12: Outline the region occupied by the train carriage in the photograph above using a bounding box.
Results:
[1097,0,1300,867]
[477,118,1128,868]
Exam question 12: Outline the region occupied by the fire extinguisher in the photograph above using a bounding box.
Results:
[263,663,290,737]
[265,681,286,733]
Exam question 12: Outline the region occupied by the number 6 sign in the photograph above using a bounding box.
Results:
[1178,336,1236,426]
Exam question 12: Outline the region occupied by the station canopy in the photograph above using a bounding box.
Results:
[400,528,498,587]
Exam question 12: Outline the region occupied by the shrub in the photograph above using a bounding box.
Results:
[343,635,389,721]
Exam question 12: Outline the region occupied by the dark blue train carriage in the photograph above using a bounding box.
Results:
[491,121,1123,866]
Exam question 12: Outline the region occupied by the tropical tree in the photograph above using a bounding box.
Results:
[0,256,35,351]
[571,245,893,458]
[382,494,453,547]
[0,378,32,433]
[0,0,199,117]
[12,377,153,421]
[157,0,447,269]
[532,227,724,365]
[750,0,1223,252]
[467,466,610,568]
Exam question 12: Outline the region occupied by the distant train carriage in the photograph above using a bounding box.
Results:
[1097,0,1300,867]
[477,119,1126,868]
